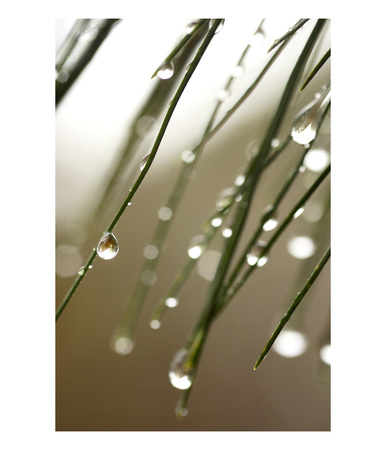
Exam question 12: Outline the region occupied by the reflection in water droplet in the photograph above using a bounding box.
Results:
[175,402,189,418]
[140,153,150,171]
[319,344,331,365]
[181,149,196,164]
[165,297,179,308]
[157,61,174,79]
[262,205,277,231]
[88,265,93,269]
[97,232,119,260]
[273,330,308,358]
[303,148,330,172]
[144,245,159,260]
[111,336,134,355]
[168,348,193,390]
[263,215,278,231]
[234,173,246,187]
[216,188,235,211]
[150,319,161,330]
[158,206,173,221]
[291,87,331,145]
[246,240,268,266]
[287,236,316,259]
[187,235,206,260]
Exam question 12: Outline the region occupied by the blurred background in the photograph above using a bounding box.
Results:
[55,17,330,431]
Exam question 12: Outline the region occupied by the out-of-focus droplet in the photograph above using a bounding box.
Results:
[303,148,330,172]
[157,60,174,80]
[96,232,119,260]
[262,205,278,231]
[168,348,193,390]
[293,207,304,219]
[246,240,268,267]
[140,153,151,172]
[165,297,179,308]
[302,201,324,223]
[273,330,308,358]
[319,344,331,365]
[291,86,331,145]
[144,244,159,260]
[181,149,196,164]
[158,206,173,221]
[287,236,316,259]
[187,235,206,259]
[234,172,246,187]
[150,319,161,330]
[222,224,233,238]
[216,188,235,211]
[135,116,156,138]
[111,336,134,355]
[78,266,85,276]
[210,216,223,228]
[216,89,229,102]
[141,270,157,286]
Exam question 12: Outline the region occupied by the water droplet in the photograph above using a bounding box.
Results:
[158,206,173,221]
[293,207,304,219]
[187,235,206,259]
[291,86,331,145]
[168,348,193,390]
[209,19,225,34]
[157,60,174,80]
[273,330,308,358]
[262,217,278,231]
[181,149,196,164]
[186,21,198,34]
[143,244,159,260]
[150,319,161,330]
[271,138,280,148]
[245,139,260,161]
[231,65,244,78]
[210,216,223,228]
[303,148,330,172]
[111,336,134,355]
[88,265,93,269]
[78,266,85,276]
[287,236,316,259]
[319,343,331,365]
[141,270,157,286]
[222,224,233,238]
[262,205,277,231]
[302,201,324,223]
[140,153,151,171]
[246,240,268,267]
[165,297,179,308]
[216,89,229,102]
[216,188,235,211]
[96,232,119,260]
[234,172,246,187]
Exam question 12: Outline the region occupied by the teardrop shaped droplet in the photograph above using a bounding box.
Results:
[157,60,174,80]
[140,153,150,171]
[246,240,268,267]
[185,21,198,35]
[291,86,331,145]
[78,266,85,276]
[209,19,225,34]
[96,232,119,260]
[168,348,194,390]
[262,205,278,231]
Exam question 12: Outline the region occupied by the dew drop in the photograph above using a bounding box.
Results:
[246,240,268,267]
[175,402,189,418]
[158,206,173,221]
[150,319,161,330]
[168,348,193,390]
[291,86,331,145]
[272,330,308,358]
[186,21,198,34]
[111,336,134,355]
[157,60,174,80]
[209,19,225,34]
[210,216,223,228]
[96,232,119,260]
[165,297,179,308]
[216,188,235,211]
[303,148,330,172]
[181,149,196,164]
[140,153,150,171]
[187,235,206,259]
[293,207,304,219]
[287,236,316,259]
[78,266,85,276]
[143,244,159,260]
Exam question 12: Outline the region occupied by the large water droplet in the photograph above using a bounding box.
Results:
[303,148,330,172]
[222,223,233,238]
[157,61,174,80]
[78,266,85,276]
[272,330,308,358]
[291,86,331,145]
[187,235,206,259]
[140,153,150,171]
[246,240,268,267]
[210,216,223,228]
[168,348,193,390]
[262,205,278,231]
[96,232,119,260]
